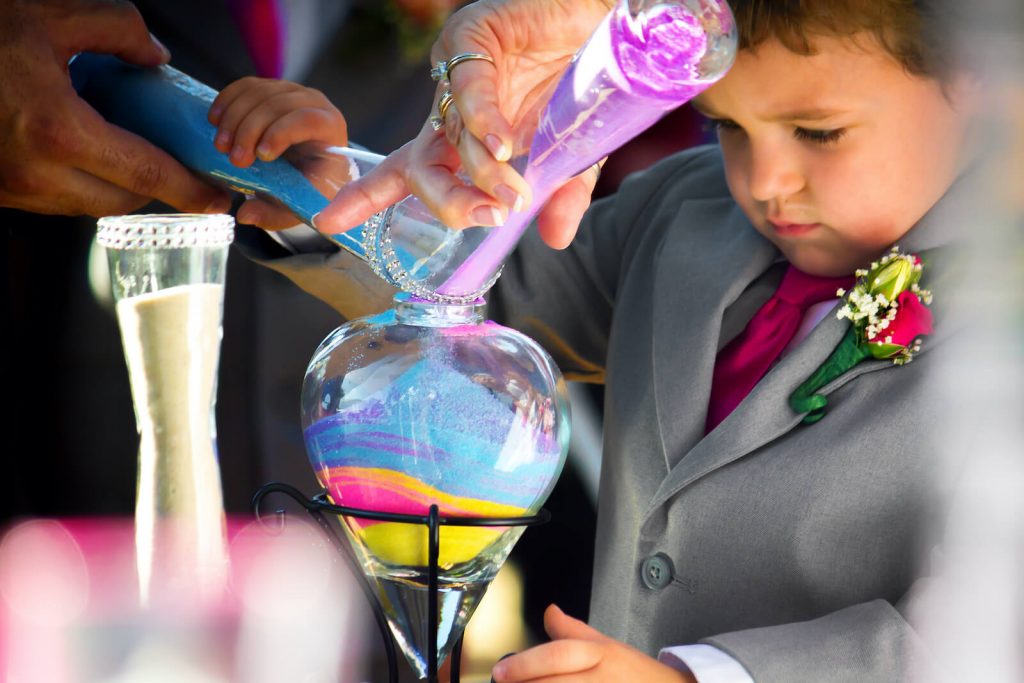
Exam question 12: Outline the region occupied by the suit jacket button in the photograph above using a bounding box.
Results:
[640,553,674,590]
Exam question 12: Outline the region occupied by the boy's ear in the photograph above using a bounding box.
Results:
[945,69,984,112]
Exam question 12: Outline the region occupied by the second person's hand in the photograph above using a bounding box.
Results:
[316,0,614,249]
[0,0,230,217]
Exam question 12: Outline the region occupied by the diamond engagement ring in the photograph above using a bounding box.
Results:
[430,52,495,83]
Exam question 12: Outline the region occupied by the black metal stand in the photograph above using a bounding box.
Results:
[252,482,550,683]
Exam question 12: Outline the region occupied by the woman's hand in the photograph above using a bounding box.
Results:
[316,0,613,249]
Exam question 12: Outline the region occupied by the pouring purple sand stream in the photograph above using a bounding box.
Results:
[436,0,732,296]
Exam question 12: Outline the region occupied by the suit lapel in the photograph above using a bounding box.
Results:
[647,301,872,515]
[650,198,778,473]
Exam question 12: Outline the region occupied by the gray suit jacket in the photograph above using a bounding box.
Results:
[258,145,969,682]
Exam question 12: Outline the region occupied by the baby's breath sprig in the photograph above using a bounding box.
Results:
[834,246,932,365]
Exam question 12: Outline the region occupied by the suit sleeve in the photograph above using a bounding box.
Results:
[699,596,945,683]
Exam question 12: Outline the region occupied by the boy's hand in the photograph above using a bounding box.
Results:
[208,78,348,228]
[209,77,347,168]
[491,605,696,683]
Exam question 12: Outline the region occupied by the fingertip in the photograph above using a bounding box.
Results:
[485,133,511,162]
[313,206,360,234]
[312,205,344,233]
[537,213,578,250]
[494,184,526,213]
[235,203,261,226]
[204,195,233,214]
[542,603,569,635]
[229,145,252,168]
[215,129,232,153]
[546,230,575,250]
[470,205,505,227]
[150,34,171,62]
[536,180,591,249]
[256,142,274,161]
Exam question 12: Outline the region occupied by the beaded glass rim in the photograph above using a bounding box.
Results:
[97,214,235,250]
[363,207,500,304]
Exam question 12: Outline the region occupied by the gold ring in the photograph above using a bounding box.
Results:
[430,52,495,83]
[429,89,455,131]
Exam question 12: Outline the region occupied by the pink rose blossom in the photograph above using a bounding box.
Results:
[869,290,933,347]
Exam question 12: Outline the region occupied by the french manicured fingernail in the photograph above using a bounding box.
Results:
[256,143,272,160]
[150,33,171,61]
[312,210,338,233]
[494,184,524,213]
[471,205,504,227]
[485,134,510,162]
[215,130,231,150]
[230,145,246,163]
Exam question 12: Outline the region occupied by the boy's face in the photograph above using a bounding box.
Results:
[694,35,976,276]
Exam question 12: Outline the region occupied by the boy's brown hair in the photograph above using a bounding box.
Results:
[729,0,964,80]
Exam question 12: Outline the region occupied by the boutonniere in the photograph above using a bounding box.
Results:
[789,246,934,424]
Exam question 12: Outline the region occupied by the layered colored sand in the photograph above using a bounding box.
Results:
[321,467,522,565]
[304,353,561,567]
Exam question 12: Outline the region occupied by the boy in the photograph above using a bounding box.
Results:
[216,1,979,680]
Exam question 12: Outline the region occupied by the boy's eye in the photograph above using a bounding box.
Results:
[794,127,846,145]
[703,117,742,135]
[701,116,846,146]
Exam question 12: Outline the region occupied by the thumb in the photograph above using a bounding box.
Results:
[543,604,609,643]
[60,2,170,66]
[535,176,594,249]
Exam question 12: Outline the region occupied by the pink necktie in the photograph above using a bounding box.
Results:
[226,0,284,78]
[705,266,854,433]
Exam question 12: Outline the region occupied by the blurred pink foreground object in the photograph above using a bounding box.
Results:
[0,517,366,683]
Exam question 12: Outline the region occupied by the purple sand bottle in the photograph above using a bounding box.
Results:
[363,0,736,302]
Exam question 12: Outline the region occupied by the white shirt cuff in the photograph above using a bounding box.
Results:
[658,644,755,683]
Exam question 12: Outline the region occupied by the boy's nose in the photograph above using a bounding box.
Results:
[748,145,805,203]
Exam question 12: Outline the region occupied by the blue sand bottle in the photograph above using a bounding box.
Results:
[69,52,377,259]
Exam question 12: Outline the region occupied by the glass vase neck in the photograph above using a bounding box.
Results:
[393,295,485,326]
